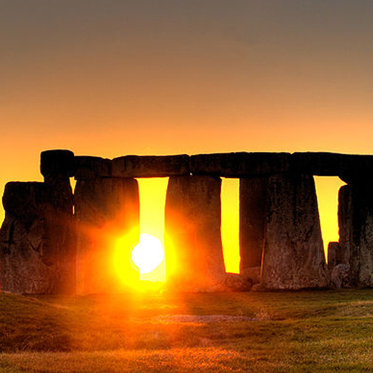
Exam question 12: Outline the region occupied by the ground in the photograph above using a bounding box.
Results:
[1,289,373,372]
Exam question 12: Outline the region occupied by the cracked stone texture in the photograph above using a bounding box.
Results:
[261,173,329,290]
[74,177,140,294]
[165,175,226,292]
[0,181,75,294]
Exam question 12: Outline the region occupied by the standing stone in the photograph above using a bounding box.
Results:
[40,149,76,294]
[338,185,353,275]
[239,177,268,281]
[0,183,56,294]
[74,177,140,294]
[164,175,226,291]
[339,183,373,287]
[261,173,329,290]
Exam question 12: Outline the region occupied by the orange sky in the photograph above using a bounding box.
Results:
[1,1,373,273]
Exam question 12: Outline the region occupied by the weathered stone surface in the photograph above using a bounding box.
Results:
[40,149,75,177]
[74,156,111,180]
[331,264,350,289]
[327,242,339,271]
[327,241,348,273]
[190,152,290,177]
[0,182,74,294]
[74,177,140,294]
[291,152,373,184]
[240,266,261,285]
[239,177,268,273]
[224,273,252,291]
[164,175,226,292]
[43,172,76,294]
[261,173,329,290]
[339,183,373,287]
[338,185,353,275]
[112,155,190,178]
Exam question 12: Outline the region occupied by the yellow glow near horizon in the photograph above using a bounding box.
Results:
[314,176,346,261]
[132,233,164,274]
[221,178,240,273]
[112,176,342,289]
[136,178,168,282]
[113,231,140,289]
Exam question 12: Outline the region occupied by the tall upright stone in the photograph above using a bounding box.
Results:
[164,175,226,291]
[261,173,329,290]
[338,185,353,272]
[339,182,373,287]
[40,149,76,294]
[74,177,140,294]
[0,183,56,293]
[239,177,268,280]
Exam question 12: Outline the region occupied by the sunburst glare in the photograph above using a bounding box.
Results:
[131,233,164,274]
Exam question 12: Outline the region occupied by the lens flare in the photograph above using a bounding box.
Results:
[131,233,164,274]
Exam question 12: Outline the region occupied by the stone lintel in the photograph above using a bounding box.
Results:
[74,156,112,180]
[40,149,75,178]
[291,152,373,184]
[190,152,291,177]
[111,155,190,178]
[40,150,373,181]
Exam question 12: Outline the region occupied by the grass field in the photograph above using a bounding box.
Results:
[1,289,373,372]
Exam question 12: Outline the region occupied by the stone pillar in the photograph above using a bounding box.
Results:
[164,175,226,292]
[339,182,373,287]
[239,177,268,281]
[338,185,353,271]
[40,150,76,294]
[0,183,56,293]
[261,173,329,290]
[74,177,140,294]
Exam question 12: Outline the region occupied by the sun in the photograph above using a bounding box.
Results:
[131,233,164,274]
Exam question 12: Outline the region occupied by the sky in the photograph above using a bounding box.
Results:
[1,0,373,272]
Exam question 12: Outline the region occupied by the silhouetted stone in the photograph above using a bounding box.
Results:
[40,149,76,294]
[74,177,140,294]
[339,183,373,287]
[0,182,74,294]
[338,185,353,274]
[224,273,252,291]
[291,152,373,184]
[239,177,268,275]
[261,173,329,290]
[40,149,75,178]
[112,155,190,178]
[75,156,111,180]
[190,152,290,177]
[164,175,226,292]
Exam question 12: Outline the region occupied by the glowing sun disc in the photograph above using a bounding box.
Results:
[131,233,164,274]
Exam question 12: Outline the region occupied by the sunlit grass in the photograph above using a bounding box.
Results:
[1,290,373,371]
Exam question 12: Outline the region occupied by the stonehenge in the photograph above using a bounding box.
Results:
[164,175,226,292]
[74,177,140,294]
[260,173,329,290]
[1,150,373,294]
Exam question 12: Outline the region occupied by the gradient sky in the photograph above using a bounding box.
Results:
[1,1,373,271]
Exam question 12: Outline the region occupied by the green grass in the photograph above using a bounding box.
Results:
[1,289,373,372]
